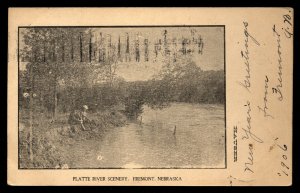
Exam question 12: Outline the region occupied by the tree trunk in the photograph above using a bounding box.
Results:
[53,73,58,119]
[89,34,92,63]
[43,41,46,62]
[80,33,83,62]
[52,40,58,119]
[109,61,112,87]
[99,32,103,62]
[62,35,65,62]
[107,34,112,86]
[28,62,34,163]
[144,39,149,62]
[118,36,121,61]
[28,49,37,163]
[71,37,74,62]
[126,33,130,62]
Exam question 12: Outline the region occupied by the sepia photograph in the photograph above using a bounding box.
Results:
[18,26,225,169]
[8,8,293,186]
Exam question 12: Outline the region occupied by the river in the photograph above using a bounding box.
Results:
[64,103,225,169]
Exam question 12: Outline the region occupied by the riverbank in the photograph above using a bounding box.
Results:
[19,109,127,169]
[19,103,225,169]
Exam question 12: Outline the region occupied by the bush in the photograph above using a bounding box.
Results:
[123,83,145,119]
[19,126,65,169]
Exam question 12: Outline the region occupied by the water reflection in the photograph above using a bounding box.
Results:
[68,103,225,168]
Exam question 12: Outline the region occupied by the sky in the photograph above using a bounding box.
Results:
[19,26,224,82]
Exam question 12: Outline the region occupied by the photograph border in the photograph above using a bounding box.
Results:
[17,25,226,170]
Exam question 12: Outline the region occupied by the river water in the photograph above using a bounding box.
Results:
[66,103,225,168]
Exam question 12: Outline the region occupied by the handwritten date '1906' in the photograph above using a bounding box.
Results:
[275,138,290,177]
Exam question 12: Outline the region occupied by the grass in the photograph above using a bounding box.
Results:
[19,108,127,169]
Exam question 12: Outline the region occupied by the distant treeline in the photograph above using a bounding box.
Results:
[19,62,224,119]
[20,28,204,65]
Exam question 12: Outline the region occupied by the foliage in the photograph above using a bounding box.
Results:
[20,68,224,119]
[123,82,146,119]
[19,28,224,120]
[19,28,224,169]
[19,28,119,116]
[146,58,224,105]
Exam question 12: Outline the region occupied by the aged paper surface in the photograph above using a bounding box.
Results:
[8,8,293,186]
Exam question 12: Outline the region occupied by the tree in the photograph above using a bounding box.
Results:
[20,28,47,162]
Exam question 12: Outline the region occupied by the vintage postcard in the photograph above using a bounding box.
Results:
[7,8,293,186]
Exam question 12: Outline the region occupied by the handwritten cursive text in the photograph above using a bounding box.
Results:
[238,21,260,92]
[258,76,274,118]
[242,101,264,143]
[272,25,283,101]
[241,101,263,174]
